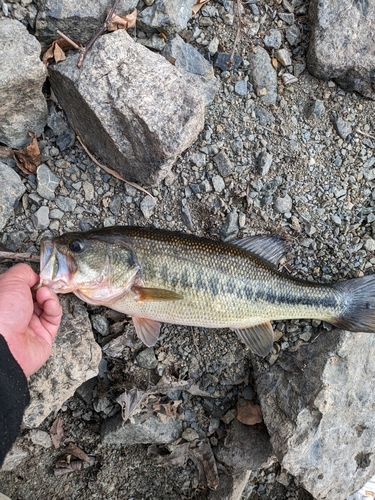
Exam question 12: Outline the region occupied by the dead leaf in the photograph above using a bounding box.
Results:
[154,400,182,423]
[54,454,83,476]
[116,388,148,421]
[148,442,190,468]
[107,10,137,31]
[148,439,219,490]
[65,442,90,463]
[165,56,176,65]
[42,38,81,66]
[102,196,111,208]
[188,440,219,490]
[13,132,40,174]
[236,400,263,426]
[116,375,212,424]
[50,416,64,449]
[192,0,211,16]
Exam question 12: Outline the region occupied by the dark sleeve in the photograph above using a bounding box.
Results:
[0,334,30,468]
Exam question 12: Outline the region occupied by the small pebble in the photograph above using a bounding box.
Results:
[182,428,199,442]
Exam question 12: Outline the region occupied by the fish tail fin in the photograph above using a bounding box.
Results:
[331,274,375,332]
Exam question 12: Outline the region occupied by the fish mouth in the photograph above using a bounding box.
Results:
[39,238,76,293]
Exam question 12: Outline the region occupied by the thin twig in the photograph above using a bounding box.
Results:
[357,128,375,140]
[190,327,203,364]
[228,0,243,69]
[76,136,156,201]
[77,0,121,68]
[0,251,40,263]
[56,30,82,51]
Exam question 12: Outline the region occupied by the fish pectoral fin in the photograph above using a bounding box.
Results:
[232,235,289,266]
[133,316,161,346]
[132,286,183,302]
[234,321,274,357]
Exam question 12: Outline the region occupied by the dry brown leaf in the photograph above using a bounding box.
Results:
[116,388,149,422]
[42,38,81,66]
[236,400,263,426]
[154,400,182,422]
[53,43,66,63]
[107,10,137,31]
[65,442,90,463]
[54,454,83,476]
[102,196,111,208]
[50,416,64,449]
[165,55,176,65]
[13,132,40,174]
[192,0,211,16]
[149,439,219,490]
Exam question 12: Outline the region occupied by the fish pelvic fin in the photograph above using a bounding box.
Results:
[233,321,274,357]
[332,274,375,332]
[133,316,161,346]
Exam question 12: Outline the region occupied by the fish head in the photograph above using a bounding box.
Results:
[39,231,140,304]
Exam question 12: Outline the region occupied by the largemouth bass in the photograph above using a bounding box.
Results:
[38,226,375,357]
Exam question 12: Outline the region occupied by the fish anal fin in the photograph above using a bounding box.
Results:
[232,235,288,266]
[234,321,274,357]
[132,286,183,302]
[133,316,161,347]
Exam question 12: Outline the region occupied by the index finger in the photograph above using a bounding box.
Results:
[1,263,40,288]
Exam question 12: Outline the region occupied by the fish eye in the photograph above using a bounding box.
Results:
[69,240,85,253]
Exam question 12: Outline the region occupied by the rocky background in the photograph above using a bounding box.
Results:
[1,0,375,499]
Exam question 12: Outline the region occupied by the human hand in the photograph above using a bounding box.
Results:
[0,263,62,377]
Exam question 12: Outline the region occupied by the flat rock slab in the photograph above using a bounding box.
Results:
[0,19,47,149]
[34,0,138,45]
[307,0,375,99]
[49,30,205,186]
[23,295,102,427]
[215,420,272,472]
[102,413,183,445]
[138,0,195,36]
[254,329,375,499]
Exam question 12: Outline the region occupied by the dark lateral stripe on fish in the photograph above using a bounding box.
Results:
[155,263,339,308]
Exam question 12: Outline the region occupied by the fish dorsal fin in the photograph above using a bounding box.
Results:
[133,286,183,302]
[232,235,288,266]
[234,321,274,357]
[133,316,161,346]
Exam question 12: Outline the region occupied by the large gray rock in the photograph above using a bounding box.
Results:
[23,295,102,427]
[102,413,183,445]
[34,0,138,45]
[254,330,375,499]
[307,0,375,99]
[0,161,26,231]
[49,30,205,186]
[161,34,218,105]
[138,0,196,36]
[0,19,47,149]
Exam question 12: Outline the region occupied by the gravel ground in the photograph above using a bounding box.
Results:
[1,0,375,498]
